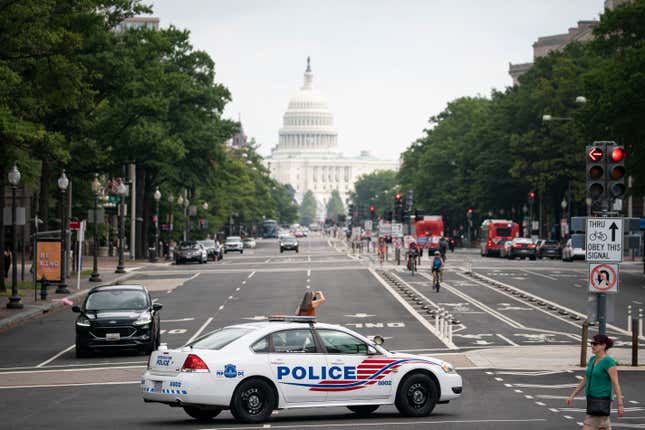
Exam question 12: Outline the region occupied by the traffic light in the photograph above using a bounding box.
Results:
[586,143,606,202]
[606,143,626,199]
[467,208,473,219]
[369,205,375,220]
[528,191,535,205]
[394,193,403,222]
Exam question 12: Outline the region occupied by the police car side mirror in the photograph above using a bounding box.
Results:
[72,305,81,313]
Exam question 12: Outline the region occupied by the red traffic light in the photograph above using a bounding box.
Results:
[611,147,625,162]
[395,193,401,200]
[588,146,604,162]
[528,192,535,199]
[369,205,375,213]
[467,208,473,214]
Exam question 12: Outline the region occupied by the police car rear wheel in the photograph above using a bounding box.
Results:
[395,373,438,417]
[347,405,379,415]
[231,378,276,423]
[183,406,222,422]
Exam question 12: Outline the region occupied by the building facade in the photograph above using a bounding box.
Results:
[265,59,398,220]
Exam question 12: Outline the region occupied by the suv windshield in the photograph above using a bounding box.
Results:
[226,237,241,242]
[189,327,252,350]
[85,290,148,311]
[199,240,215,247]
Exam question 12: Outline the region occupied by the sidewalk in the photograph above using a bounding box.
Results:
[0,256,158,332]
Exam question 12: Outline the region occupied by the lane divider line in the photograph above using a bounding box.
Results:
[186,317,214,344]
[36,345,75,368]
[368,268,457,350]
[0,381,140,390]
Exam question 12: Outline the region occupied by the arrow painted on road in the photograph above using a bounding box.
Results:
[609,222,619,241]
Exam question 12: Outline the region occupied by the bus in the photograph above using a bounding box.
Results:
[415,216,444,253]
[262,219,279,239]
[480,219,519,257]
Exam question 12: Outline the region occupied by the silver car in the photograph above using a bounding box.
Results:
[224,236,244,254]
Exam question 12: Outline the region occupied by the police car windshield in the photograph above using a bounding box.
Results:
[85,290,148,311]
[189,327,252,350]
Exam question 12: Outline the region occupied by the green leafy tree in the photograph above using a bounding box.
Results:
[349,170,398,217]
[299,191,317,226]
[326,190,345,219]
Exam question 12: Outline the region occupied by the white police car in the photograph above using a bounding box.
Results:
[141,316,462,423]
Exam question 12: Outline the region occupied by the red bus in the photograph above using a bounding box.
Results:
[415,216,444,252]
[480,219,519,257]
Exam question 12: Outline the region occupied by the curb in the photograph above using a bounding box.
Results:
[0,272,136,333]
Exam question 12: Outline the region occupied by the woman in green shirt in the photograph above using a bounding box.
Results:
[567,334,624,429]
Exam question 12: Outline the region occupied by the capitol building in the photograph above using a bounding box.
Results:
[265,59,398,219]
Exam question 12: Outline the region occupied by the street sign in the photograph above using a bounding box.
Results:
[391,223,403,237]
[378,222,392,237]
[586,217,623,262]
[588,263,619,294]
[364,220,373,231]
[107,195,121,204]
[69,221,81,230]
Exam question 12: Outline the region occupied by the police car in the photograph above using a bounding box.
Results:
[141,316,462,423]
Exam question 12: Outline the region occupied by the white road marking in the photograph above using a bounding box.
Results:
[525,395,534,399]
[186,317,214,344]
[161,317,195,323]
[520,269,558,281]
[236,287,240,291]
[37,345,75,368]
[535,401,546,406]
[548,408,559,412]
[514,383,578,389]
[248,271,256,279]
[496,333,519,346]
[563,415,574,420]
[185,272,201,283]
[504,383,512,387]
[494,377,504,382]
[199,418,548,430]
[228,296,233,300]
[0,365,145,375]
[218,305,224,310]
[307,269,311,277]
[242,281,246,285]
[0,381,140,390]
[514,389,523,393]
[536,395,584,400]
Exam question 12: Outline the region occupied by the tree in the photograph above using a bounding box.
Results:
[326,190,345,219]
[299,191,317,226]
[349,170,398,218]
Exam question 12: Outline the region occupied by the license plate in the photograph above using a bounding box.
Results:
[106,333,120,341]
[153,381,162,392]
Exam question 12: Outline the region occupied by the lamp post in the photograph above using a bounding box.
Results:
[522,204,528,238]
[202,202,209,236]
[56,170,70,294]
[6,163,23,308]
[152,187,161,262]
[115,179,128,274]
[90,174,102,282]
[560,197,568,241]
[184,198,190,241]
[177,195,184,241]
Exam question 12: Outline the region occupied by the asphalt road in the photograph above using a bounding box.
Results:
[0,235,643,429]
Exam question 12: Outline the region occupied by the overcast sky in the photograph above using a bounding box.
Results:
[148,0,604,160]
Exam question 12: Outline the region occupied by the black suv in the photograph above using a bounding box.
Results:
[280,236,299,253]
[73,284,162,357]
[538,240,562,259]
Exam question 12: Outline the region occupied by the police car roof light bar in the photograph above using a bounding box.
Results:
[268,315,317,323]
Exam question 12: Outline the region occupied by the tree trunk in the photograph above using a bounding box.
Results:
[135,165,146,259]
[39,160,51,231]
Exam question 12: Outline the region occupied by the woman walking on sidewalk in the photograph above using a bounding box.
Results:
[567,334,624,429]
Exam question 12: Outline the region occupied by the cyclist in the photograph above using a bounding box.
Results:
[408,242,419,274]
[377,237,386,265]
[393,237,402,265]
[431,250,444,292]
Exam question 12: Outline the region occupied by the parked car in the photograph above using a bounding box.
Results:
[507,238,537,260]
[73,284,161,357]
[280,236,299,253]
[538,240,562,259]
[175,242,208,264]
[243,237,257,249]
[224,236,244,254]
[562,236,585,261]
[499,240,513,258]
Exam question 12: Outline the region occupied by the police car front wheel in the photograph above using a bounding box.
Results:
[183,406,222,422]
[230,378,276,423]
[395,373,438,417]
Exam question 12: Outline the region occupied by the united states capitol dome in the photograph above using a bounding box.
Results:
[273,58,339,157]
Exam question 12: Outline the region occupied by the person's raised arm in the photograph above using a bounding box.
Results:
[312,291,326,307]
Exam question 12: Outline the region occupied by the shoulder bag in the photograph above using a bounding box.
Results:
[586,357,611,416]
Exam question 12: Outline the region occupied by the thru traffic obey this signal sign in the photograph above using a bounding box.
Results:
[586,217,623,262]
[588,263,619,294]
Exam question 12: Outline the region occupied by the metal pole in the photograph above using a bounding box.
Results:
[55,189,69,294]
[115,193,126,273]
[7,185,22,308]
[598,294,607,336]
[580,320,589,367]
[90,192,101,282]
[129,163,136,260]
[154,199,160,261]
[632,312,639,367]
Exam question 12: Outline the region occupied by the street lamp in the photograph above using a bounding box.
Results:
[56,170,70,294]
[115,179,128,274]
[166,194,175,260]
[182,195,190,241]
[90,174,102,282]
[202,202,208,211]
[6,163,23,308]
[152,187,161,262]
[561,198,568,211]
